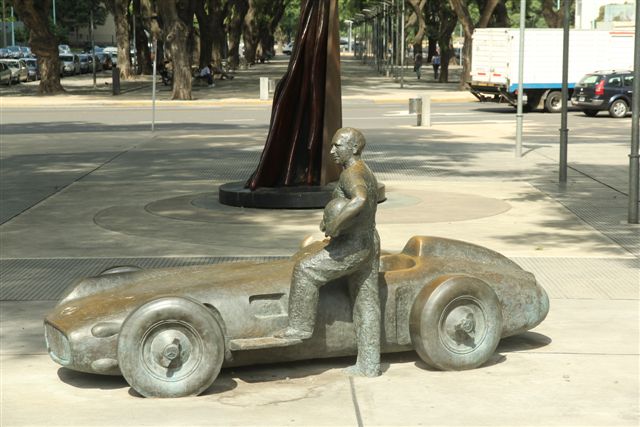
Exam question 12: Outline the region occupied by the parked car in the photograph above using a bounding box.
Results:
[0,48,9,58]
[44,235,549,398]
[23,58,40,81]
[0,62,12,85]
[102,46,117,56]
[5,45,23,58]
[58,44,71,54]
[19,46,33,58]
[0,58,28,83]
[78,54,90,73]
[282,42,293,55]
[59,54,81,76]
[571,70,634,118]
[96,53,113,70]
[87,54,103,72]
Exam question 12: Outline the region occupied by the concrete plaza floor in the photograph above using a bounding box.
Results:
[0,56,638,426]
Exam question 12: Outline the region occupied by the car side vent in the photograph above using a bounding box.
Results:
[249,293,286,318]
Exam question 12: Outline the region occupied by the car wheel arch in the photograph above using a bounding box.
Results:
[609,98,630,118]
[202,302,233,362]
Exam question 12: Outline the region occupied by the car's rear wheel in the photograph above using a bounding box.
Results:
[609,99,629,118]
[544,91,562,113]
[118,296,225,398]
[582,109,599,117]
[410,275,502,371]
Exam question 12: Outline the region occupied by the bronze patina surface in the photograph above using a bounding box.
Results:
[45,234,549,397]
[274,127,382,377]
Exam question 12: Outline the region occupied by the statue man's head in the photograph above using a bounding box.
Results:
[330,127,366,166]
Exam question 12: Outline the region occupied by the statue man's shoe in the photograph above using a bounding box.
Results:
[274,326,313,340]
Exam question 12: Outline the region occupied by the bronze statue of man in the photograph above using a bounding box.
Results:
[276,127,381,377]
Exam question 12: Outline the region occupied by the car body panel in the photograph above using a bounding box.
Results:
[45,236,549,376]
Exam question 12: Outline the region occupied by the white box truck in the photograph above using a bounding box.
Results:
[469,28,634,112]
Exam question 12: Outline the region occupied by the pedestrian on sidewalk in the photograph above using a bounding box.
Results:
[413,53,423,80]
[432,49,441,81]
[199,64,215,88]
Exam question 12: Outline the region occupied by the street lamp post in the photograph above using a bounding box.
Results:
[515,0,525,158]
[628,0,640,223]
[400,0,405,88]
[344,19,353,53]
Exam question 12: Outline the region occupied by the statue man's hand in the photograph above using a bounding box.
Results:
[319,219,326,233]
[324,221,340,238]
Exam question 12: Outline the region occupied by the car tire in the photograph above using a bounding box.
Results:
[583,109,599,117]
[544,91,562,113]
[609,99,629,118]
[409,275,502,371]
[117,296,225,398]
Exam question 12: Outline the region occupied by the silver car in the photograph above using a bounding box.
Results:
[0,62,12,85]
[59,54,80,76]
[0,58,28,83]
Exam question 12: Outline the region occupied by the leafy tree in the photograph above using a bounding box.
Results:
[12,0,64,94]
[54,0,108,44]
[449,0,501,89]
[104,0,134,79]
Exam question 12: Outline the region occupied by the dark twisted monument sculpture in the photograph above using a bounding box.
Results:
[275,127,382,377]
[219,0,384,208]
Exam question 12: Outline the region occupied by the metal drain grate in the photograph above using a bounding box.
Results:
[0,256,286,301]
[512,257,639,300]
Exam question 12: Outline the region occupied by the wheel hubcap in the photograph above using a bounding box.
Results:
[439,297,488,354]
[141,321,201,381]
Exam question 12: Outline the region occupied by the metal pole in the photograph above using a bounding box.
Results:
[91,6,96,88]
[400,0,404,88]
[132,4,136,75]
[628,0,640,223]
[2,0,6,47]
[53,0,56,25]
[559,0,570,183]
[10,6,14,45]
[151,38,157,133]
[515,0,525,158]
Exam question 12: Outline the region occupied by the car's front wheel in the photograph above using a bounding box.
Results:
[410,275,502,371]
[609,99,629,118]
[118,296,225,398]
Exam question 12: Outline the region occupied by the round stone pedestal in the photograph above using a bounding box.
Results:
[218,181,386,209]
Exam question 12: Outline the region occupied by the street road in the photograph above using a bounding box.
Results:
[1,100,633,225]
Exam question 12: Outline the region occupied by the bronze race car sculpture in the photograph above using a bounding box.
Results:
[45,236,549,398]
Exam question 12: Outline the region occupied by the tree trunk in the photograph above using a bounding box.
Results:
[133,0,153,74]
[449,0,499,89]
[436,4,457,83]
[13,0,64,94]
[541,0,562,28]
[195,1,214,68]
[158,0,195,100]
[113,0,133,80]
[407,0,426,56]
[227,0,248,69]
[242,1,258,65]
[210,1,228,69]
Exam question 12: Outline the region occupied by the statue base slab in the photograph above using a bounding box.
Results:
[218,181,386,209]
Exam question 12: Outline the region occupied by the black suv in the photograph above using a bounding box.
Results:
[571,70,634,118]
